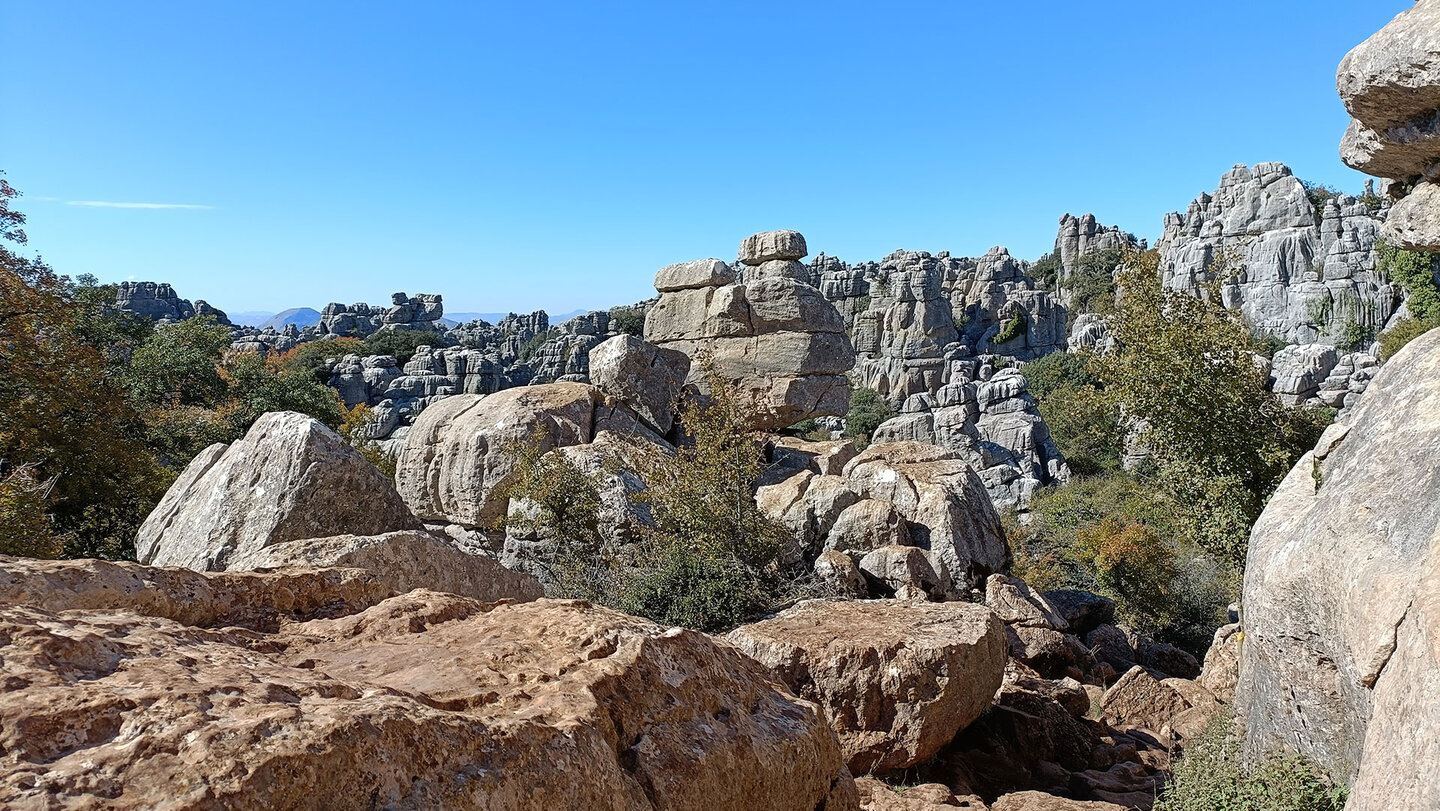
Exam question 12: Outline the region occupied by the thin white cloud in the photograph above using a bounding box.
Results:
[67,200,214,210]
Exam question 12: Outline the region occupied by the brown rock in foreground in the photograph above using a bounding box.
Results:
[855,776,988,809]
[0,561,857,811]
[729,599,1006,775]
[990,791,1127,811]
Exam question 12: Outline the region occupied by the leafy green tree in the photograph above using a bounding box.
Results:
[1060,246,1126,321]
[608,305,646,336]
[1024,351,1124,475]
[279,336,366,383]
[361,328,449,364]
[844,387,893,446]
[126,316,232,407]
[1376,241,1440,359]
[1030,251,1063,291]
[1096,250,1330,563]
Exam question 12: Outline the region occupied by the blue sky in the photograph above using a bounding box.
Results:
[0,1,1410,315]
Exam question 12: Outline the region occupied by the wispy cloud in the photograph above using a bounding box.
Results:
[67,200,214,210]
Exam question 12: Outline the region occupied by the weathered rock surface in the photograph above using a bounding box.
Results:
[729,599,1006,775]
[227,530,543,603]
[1337,0,1440,251]
[990,793,1127,811]
[115,280,230,325]
[136,412,421,571]
[646,233,855,431]
[0,565,858,810]
[855,777,987,810]
[1237,326,1440,809]
[587,334,690,434]
[844,442,1011,594]
[1157,162,1396,345]
[394,383,602,527]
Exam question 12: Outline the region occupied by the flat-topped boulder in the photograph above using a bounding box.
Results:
[739,229,809,265]
[729,599,1006,775]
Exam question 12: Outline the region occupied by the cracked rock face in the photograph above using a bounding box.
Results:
[1237,326,1440,810]
[0,565,858,811]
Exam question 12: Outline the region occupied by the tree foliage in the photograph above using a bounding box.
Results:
[844,387,893,446]
[1094,250,1329,562]
[1377,240,1440,359]
[1156,718,1347,811]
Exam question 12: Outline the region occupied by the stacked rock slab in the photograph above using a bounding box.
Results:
[135,411,422,571]
[0,565,857,811]
[1054,214,1141,307]
[1157,162,1396,345]
[1337,0,1440,251]
[1237,326,1440,811]
[644,231,855,431]
[114,280,230,325]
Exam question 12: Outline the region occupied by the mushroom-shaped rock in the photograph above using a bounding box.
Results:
[587,334,690,435]
[728,599,1006,775]
[227,530,543,603]
[844,442,1010,594]
[0,580,858,811]
[136,412,422,571]
[394,383,601,527]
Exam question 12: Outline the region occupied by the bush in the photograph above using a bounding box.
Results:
[844,387,893,446]
[1376,241,1440,359]
[1023,351,1123,476]
[995,312,1027,344]
[1060,246,1126,321]
[0,466,62,558]
[1015,473,1236,653]
[1379,315,1438,360]
[1156,719,1347,811]
[608,305,646,337]
[277,337,366,383]
[340,404,397,479]
[1030,251,1063,292]
[360,328,449,364]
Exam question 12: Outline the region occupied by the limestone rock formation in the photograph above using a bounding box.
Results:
[0,567,857,811]
[843,441,1011,594]
[1268,343,1379,410]
[729,599,1006,775]
[136,412,421,571]
[1157,162,1396,345]
[644,231,855,431]
[1053,214,1141,306]
[114,281,230,325]
[1337,0,1440,251]
[318,292,444,337]
[226,530,543,603]
[1237,326,1440,810]
[394,383,603,528]
[587,334,690,435]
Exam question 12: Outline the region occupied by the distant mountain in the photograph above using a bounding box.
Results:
[260,307,322,331]
[229,311,276,327]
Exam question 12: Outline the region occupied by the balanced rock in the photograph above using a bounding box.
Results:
[729,599,1006,775]
[1237,326,1440,810]
[0,568,857,811]
[136,412,421,571]
[739,229,808,265]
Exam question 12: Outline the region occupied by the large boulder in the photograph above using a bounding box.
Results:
[227,530,543,603]
[729,599,1006,775]
[394,383,601,528]
[136,412,421,570]
[1237,327,1440,809]
[844,442,1010,595]
[0,562,858,811]
[587,334,690,435]
[990,793,1128,811]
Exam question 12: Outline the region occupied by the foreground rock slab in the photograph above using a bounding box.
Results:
[0,575,857,810]
[729,599,1006,775]
[1238,326,1440,810]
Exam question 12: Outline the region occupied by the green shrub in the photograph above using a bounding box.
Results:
[0,466,62,559]
[844,387,893,446]
[340,404,397,479]
[360,328,449,364]
[1156,720,1347,811]
[1030,251,1063,291]
[1302,180,1342,227]
[1379,315,1438,360]
[277,337,367,383]
[608,305,647,337]
[1024,351,1124,476]
[995,313,1027,345]
[1376,241,1440,359]
[1060,246,1126,321]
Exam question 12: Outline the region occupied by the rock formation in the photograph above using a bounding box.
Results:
[0,563,857,810]
[1337,0,1440,251]
[1237,326,1440,811]
[1157,162,1396,345]
[114,280,230,325]
[729,599,1007,775]
[1053,214,1142,306]
[645,233,856,431]
[318,291,445,337]
[135,412,422,571]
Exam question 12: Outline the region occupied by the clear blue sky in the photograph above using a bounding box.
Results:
[0,1,1410,315]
